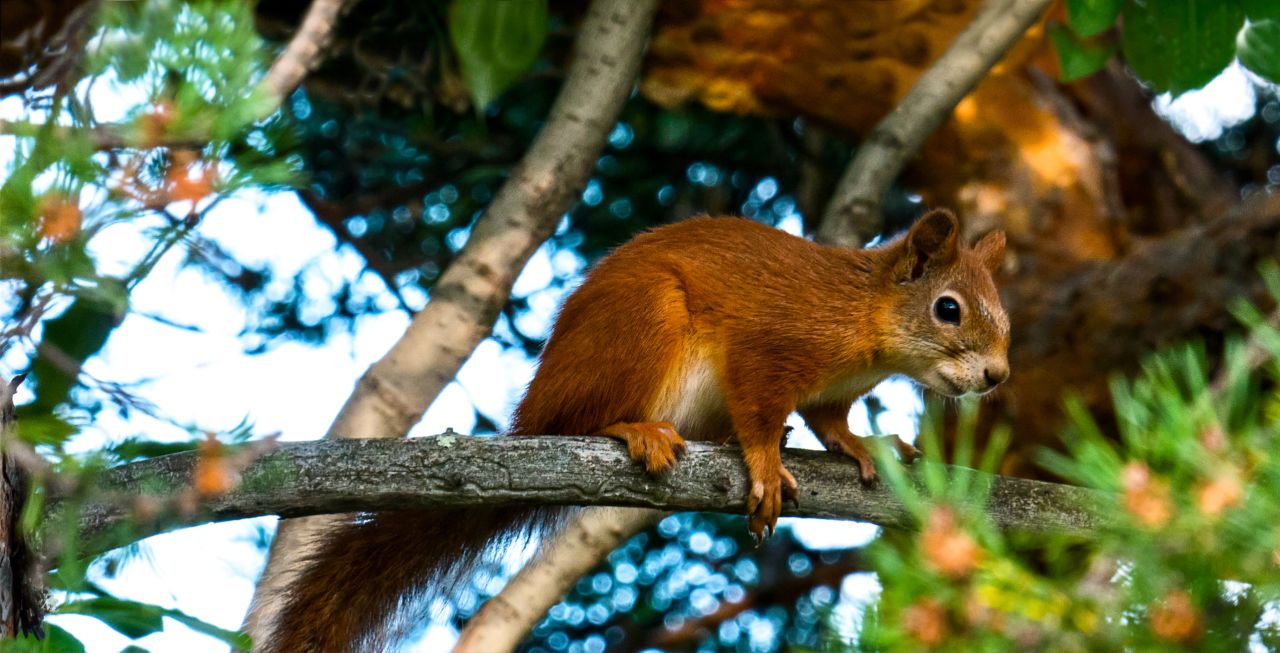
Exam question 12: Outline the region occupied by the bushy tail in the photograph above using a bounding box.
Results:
[265,505,565,653]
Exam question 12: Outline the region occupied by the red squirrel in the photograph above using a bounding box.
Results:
[268,209,1009,652]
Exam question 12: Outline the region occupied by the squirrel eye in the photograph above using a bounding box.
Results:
[934,296,961,325]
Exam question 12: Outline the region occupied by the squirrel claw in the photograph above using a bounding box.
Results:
[745,460,796,541]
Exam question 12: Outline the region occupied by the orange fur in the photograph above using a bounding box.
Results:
[268,210,1009,651]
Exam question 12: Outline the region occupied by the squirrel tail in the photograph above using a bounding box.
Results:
[265,505,565,653]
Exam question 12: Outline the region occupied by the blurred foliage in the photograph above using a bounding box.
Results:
[2,0,297,443]
[1053,0,1280,92]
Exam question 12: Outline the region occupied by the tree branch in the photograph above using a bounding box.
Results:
[815,0,1054,247]
[68,435,1109,559]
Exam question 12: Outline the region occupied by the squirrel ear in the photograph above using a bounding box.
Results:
[899,209,958,281]
[973,229,1006,273]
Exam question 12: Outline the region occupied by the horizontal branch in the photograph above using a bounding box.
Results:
[69,434,1109,556]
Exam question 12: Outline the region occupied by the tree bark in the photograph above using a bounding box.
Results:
[244,0,659,642]
[70,436,1109,557]
[1,375,43,640]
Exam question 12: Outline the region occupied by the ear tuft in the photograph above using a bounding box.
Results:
[973,229,1006,273]
[900,209,959,281]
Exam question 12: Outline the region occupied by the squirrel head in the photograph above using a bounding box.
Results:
[878,209,1009,398]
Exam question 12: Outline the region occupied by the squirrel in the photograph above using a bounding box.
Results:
[266,208,1010,652]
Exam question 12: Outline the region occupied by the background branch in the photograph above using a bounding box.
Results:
[452,507,665,653]
[815,0,1054,247]
[69,436,1109,559]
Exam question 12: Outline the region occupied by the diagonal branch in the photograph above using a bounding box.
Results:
[245,0,659,641]
[65,435,1110,560]
[815,0,1054,247]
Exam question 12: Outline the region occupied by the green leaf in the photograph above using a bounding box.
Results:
[107,436,203,462]
[57,595,251,649]
[163,611,252,649]
[6,624,86,653]
[1238,19,1280,85]
[1050,24,1119,82]
[25,291,126,414]
[1067,0,1122,38]
[15,412,80,446]
[58,597,164,639]
[448,0,549,110]
[1121,0,1245,96]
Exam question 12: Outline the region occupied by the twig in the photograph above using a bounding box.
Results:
[244,0,660,641]
[295,188,419,314]
[815,0,1054,247]
[67,435,1110,560]
[0,0,352,149]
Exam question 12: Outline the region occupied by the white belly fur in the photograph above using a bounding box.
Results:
[648,351,730,442]
[649,350,888,441]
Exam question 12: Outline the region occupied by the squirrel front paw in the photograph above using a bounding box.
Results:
[745,458,798,540]
[599,421,688,474]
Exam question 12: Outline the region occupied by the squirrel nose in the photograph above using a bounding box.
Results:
[983,364,1009,388]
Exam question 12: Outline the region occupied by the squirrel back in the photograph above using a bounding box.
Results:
[264,210,1008,651]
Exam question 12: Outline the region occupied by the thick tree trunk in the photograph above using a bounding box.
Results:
[0,375,43,640]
